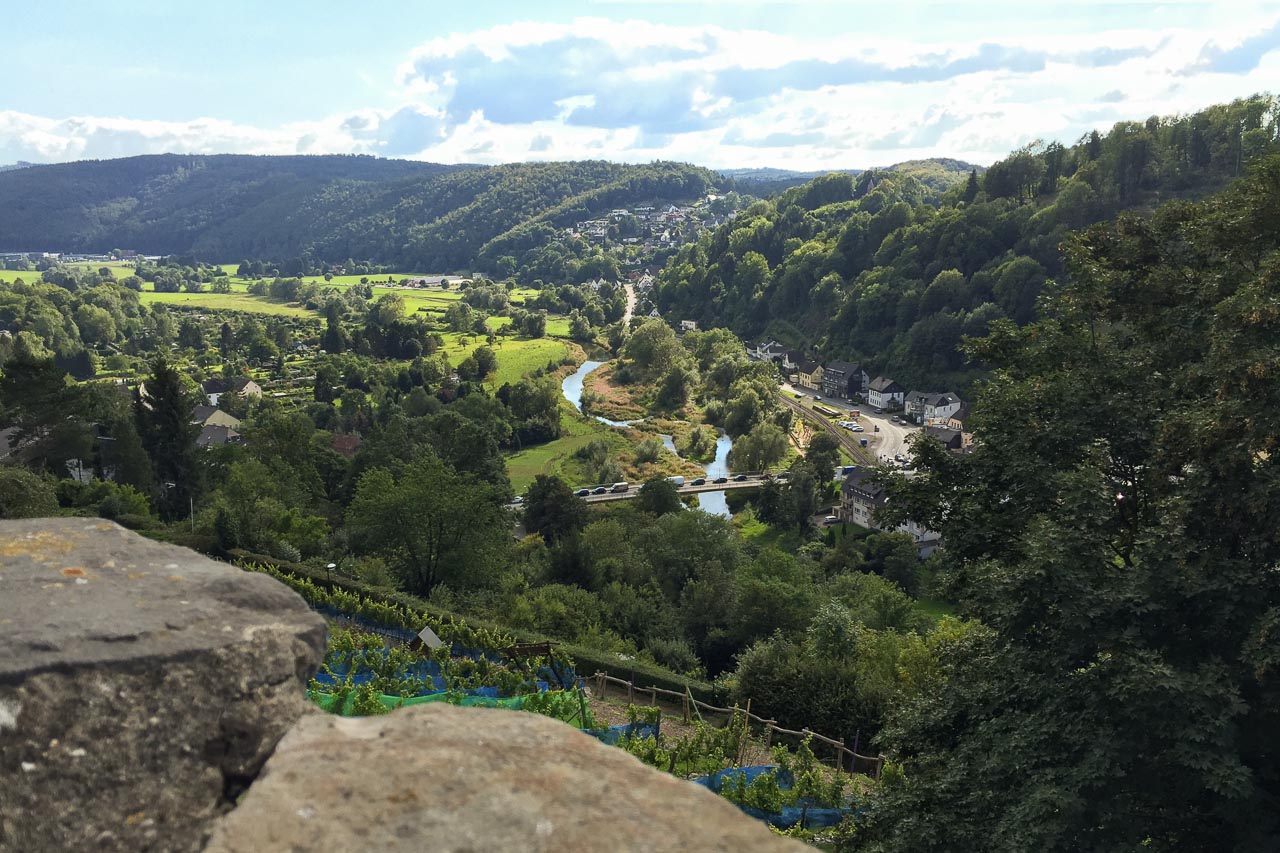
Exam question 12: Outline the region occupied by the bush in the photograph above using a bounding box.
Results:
[0,467,58,518]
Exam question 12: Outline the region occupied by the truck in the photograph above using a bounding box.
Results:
[667,476,685,488]
[610,482,630,493]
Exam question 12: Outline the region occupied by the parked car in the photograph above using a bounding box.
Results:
[509,496,525,505]
[691,477,706,486]
[777,471,791,479]
[574,488,590,497]
[713,476,729,484]
[823,515,840,526]
[874,407,884,414]
[850,425,864,432]
[592,486,608,495]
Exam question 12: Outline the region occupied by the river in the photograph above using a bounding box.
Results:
[561,360,733,517]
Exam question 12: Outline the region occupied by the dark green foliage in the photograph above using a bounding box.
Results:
[658,95,1280,392]
[522,474,587,545]
[636,476,682,516]
[135,357,200,520]
[852,157,1280,852]
[0,466,58,518]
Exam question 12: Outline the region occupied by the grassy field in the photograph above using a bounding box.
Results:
[138,291,315,316]
[506,403,610,492]
[488,338,568,387]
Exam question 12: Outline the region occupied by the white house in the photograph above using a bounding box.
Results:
[867,376,906,410]
[904,391,963,424]
[840,468,942,556]
[679,319,699,333]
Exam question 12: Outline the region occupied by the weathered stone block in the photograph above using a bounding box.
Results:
[205,703,806,852]
[0,519,326,853]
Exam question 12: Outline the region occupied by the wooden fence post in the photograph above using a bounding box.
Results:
[682,690,690,723]
[836,738,845,772]
[763,721,775,751]
[628,669,635,705]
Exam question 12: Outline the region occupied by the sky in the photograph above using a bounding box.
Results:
[2,1,1278,170]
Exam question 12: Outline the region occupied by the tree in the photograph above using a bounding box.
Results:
[135,357,200,521]
[522,474,587,545]
[622,319,681,377]
[805,432,841,478]
[472,346,497,379]
[731,422,787,472]
[962,168,979,204]
[637,476,682,516]
[346,453,506,594]
[853,158,1280,852]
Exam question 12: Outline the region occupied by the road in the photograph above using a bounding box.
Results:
[581,477,764,503]
[779,383,919,464]
[622,282,636,326]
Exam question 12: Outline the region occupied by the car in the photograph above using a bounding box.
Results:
[823,515,840,526]
[851,425,864,432]
[733,473,749,482]
[574,488,590,497]
[691,477,706,486]
[793,393,803,399]
[509,496,525,505]
[592,486,608,495]
[873,407,884,414]
[713,476,729,484]
[777,471,790,479]
[893,454,905,463]
[761,473,774,480]
[814,395,822,401]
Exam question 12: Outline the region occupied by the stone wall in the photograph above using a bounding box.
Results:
[0,520,802,852]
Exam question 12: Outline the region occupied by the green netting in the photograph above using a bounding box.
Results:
[310,689,528,716]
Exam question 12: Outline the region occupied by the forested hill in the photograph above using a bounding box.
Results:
[656,94,1280,392]
[0,155,721,270]
[720,158,978,194]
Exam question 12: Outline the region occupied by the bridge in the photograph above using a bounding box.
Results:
[579,477,768,503]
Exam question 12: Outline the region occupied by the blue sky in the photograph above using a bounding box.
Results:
[3,1,1278,168]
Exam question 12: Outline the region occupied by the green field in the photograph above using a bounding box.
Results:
[138,290,315,316]
[506,403,614,492]
[487,338,568,387]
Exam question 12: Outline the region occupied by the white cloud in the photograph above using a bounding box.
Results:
[3,12,1279,170]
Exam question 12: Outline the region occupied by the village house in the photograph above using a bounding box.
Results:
[947,403,974,448]
[196,424,242,448]
[796,360,824,391]
[840,468,942,557]
[903,391,963,424]
[190,405,241,430]
[921,425,964,452]
[202,377,263,407]
[821,360,869,400]
[679,319,699,333]
[867,376,907,410]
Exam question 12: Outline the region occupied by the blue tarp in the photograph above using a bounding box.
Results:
[693,765,851,830]
[582,721,660,746]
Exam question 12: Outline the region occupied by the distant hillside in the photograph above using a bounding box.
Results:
[0,162,35,173]
[720,159,980,195]
[0,155,721,270]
